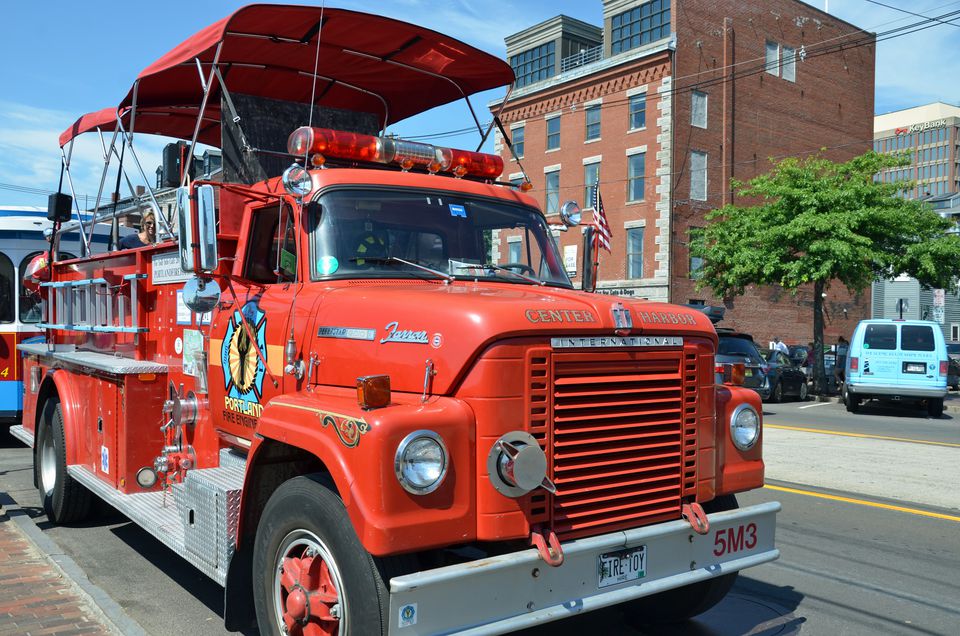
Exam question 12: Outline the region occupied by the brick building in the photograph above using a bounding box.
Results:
[491,0,875,344]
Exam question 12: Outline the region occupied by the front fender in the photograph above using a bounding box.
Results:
[246,389,476,556]
[714,384,765,495]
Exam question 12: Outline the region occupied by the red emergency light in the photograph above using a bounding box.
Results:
[287,126,504,180]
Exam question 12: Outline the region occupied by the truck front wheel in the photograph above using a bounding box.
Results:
[253,475,389,636]
[620,495,739,625]
[36,400,91,523]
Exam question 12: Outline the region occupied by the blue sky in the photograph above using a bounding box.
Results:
[0,0,957,208]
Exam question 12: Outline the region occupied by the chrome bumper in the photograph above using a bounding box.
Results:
[387,501,780,635]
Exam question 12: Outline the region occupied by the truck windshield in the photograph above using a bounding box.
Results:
[309,189,572,287]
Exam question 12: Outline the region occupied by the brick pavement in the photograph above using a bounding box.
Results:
[0,510,114,636]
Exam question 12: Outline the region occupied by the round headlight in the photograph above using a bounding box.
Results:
[730,404,760,450]
[281,163,313,196]
[395,431,448,495]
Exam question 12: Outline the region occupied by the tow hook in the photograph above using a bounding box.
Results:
[530,529,564,567]
[682,502,710,535]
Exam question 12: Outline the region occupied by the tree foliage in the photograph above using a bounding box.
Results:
[690,151,960,393]
[691,151,960,297]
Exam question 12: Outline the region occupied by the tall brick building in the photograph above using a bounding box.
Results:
[491,0,875,343]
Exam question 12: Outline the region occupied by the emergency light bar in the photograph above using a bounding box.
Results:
[287,126,504,179]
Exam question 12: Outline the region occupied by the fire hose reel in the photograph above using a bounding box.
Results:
[486,431,557,497]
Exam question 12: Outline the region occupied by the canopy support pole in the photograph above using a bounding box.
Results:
[478,85,513,151]
[85,126,121,255]
[180,42,225,193]
[59,140,91,254]
[115,116,172,238]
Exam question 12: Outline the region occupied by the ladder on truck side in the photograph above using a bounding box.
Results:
[38,274,149,337]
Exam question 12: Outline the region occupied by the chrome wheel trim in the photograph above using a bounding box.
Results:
[273,529,348,635]
[799,382,808,400]
[39,427,57,496]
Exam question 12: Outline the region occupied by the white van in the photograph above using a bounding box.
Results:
[843,319,948,417]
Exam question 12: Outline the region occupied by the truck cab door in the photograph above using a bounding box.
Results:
[213,201,300,438]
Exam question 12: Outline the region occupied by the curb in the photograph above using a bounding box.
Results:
[1,495,148,636]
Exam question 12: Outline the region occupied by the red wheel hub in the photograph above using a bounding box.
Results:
[279,549,340,636]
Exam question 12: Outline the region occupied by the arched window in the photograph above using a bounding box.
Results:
[0,252,13,324]
[18,250,76,323]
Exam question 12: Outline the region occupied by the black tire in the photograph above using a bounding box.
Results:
[844,386,860,413]
[621,495,739,625]
[253,475,389,636]
[36,400,91,523]
[770,381,783,403]
[927,398,944,418]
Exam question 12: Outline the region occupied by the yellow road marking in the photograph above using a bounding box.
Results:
[766,424,960,448]
[764,485,960,523]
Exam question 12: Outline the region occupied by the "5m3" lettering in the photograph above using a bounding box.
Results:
[713,523,758,557]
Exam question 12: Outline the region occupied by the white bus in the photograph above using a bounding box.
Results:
[0,206,118,423]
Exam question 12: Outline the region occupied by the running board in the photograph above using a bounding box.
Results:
[67,449,246,587]
[9,424,34,447]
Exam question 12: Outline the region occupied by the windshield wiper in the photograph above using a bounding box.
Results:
[349,256,454,283]
[455,262,544,286]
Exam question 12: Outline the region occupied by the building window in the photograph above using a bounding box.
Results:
[546,116,561,150]
[691,91,708,129]
[629,93,647,130]
[545,170,560,214]
[585,104,601,141]
[782,46,796,82]
[628,153,645,202]
[611,0,672,55]
[765,41,780,76]
[688,228,704,279]
[584,162,600,209]
[508,239,522,263]
[512,125,524,158]
[510,41,555,88]
[690,151,707,201]
[951,323,959,341]
[627,227,644,279]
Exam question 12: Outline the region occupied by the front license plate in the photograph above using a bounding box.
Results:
[598,546,646,588]
[744,368,753,377]
[904,362,925,374]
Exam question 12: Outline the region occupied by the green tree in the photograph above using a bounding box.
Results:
[691,151,960,394]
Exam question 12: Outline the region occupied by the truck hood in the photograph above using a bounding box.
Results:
[306,281,718,394]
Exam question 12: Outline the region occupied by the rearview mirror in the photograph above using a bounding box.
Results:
[176,187,194,273]
[196,185,217,272]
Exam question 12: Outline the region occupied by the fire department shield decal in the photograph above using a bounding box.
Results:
[222,302,267,415]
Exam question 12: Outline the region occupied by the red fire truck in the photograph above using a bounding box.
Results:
[12,6,779,635]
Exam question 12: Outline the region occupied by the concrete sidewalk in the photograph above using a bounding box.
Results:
[0,495,145,636]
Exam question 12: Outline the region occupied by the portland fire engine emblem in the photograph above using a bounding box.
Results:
[222,303,267,418]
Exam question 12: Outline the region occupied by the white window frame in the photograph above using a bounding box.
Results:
[951,323,959,341]
[765,41,780,77]
[544,166,560,215]
[626,226,644,279]
[782,46,796,82]
[691,91,708,129]
[690,150,708,201]
[546,113,561,151]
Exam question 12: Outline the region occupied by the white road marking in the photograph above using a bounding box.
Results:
[797,402,831,409]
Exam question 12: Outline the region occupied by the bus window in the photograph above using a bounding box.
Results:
[18,250,78,323]
[0,252,13,323]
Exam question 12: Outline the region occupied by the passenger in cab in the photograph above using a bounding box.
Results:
[118,211,156,249]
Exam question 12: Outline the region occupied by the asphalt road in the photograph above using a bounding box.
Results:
[2,399,958,635]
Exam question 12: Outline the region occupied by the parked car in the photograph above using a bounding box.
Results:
[843,319,948,417]
[759,348,809,402]
[716,328,770,400]
[947,342,960,390]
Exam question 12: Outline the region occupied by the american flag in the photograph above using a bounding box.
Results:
[593,177,611,252]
